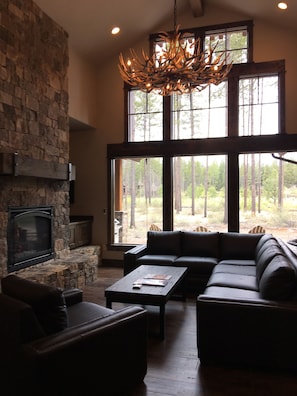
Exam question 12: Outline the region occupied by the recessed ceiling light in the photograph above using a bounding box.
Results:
[278,2,288,10]
[111,26,120,35]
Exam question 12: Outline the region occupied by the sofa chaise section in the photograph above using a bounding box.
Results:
[197,235,297,371]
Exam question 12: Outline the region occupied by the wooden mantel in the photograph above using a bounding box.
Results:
[0,153,76,181]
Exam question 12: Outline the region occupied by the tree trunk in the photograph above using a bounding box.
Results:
[130,160,136,228]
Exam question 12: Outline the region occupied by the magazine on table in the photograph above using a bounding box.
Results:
[133,273,172,287]
[144,273,172,281]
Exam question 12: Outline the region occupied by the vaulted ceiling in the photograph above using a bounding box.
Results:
[34,0,297,66]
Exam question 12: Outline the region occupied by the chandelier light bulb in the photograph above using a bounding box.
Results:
[111,26,120,35]
[278,2,288,10]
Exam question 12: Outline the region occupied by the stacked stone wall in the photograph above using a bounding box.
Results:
[0,0,70,278]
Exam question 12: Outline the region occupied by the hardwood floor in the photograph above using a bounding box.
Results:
[82,266,297,396]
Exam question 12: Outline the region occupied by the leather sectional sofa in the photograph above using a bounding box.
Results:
[124,230,266,293]
[0,274,147,395]
[124,230,297,371]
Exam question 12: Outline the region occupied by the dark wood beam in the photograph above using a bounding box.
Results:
[188,0,204,17]
[0,153,76,180]
[107,134,297,159]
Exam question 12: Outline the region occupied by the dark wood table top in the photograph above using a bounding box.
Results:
[105,265,187,306]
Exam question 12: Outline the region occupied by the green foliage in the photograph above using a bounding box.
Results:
[284,163,297,187]
[121,154,297,243]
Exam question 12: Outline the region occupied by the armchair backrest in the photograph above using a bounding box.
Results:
[1,275,69,335]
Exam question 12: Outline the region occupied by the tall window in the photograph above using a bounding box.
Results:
[112,157,163,244]
[172,84,228,139]
[205,24,249,64]
[173,155,227,232]
[108,20,294,247]
[239,76,279,136]
[128,91,163,141]
[239,152,297,241]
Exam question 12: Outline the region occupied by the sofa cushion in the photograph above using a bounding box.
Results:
[259,255,296,300]
[254,234,275,257]
[219,232,262,260]
[202,285,260,301]
[147,231,181,256]
[219,259,256,266]
[181,231,220,257]
[67,302,115,327]
[175,256,217,274]
[1,275,68,335]
[256,244,283,282]
[207,272,258,291]
[255,237,279,262]
[213,264,256,277]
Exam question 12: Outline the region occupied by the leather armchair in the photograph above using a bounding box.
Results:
[0,275,147,396]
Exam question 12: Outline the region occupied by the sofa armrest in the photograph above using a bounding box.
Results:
[124,244,147,275]
[63,288,83,306]
[22,306,147,395]
[125,244,147,257]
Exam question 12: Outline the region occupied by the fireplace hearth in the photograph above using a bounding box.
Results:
[7,206,54,273]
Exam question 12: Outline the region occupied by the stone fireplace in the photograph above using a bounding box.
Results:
[0,0,98,287]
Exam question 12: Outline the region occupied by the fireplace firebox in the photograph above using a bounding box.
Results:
[7,206,54,272]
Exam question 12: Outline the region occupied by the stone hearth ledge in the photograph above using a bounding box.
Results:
[12,246,100,289]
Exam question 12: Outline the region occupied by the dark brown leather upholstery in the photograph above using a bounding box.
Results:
[0,275,147,395]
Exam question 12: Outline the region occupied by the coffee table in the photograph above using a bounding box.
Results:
[105,265,187,340]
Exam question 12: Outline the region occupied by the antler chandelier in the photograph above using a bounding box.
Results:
[118,0,232,96]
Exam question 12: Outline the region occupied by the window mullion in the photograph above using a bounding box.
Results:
[228,153,239,231]
[228,73,239,137]
[163,156,173,230]
[163,96,171,140]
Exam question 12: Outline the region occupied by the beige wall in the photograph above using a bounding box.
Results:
[69,4,297,261]
[253,21,297,133]
[68,47,98,127]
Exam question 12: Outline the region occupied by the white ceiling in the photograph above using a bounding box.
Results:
[34,0,297,66]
